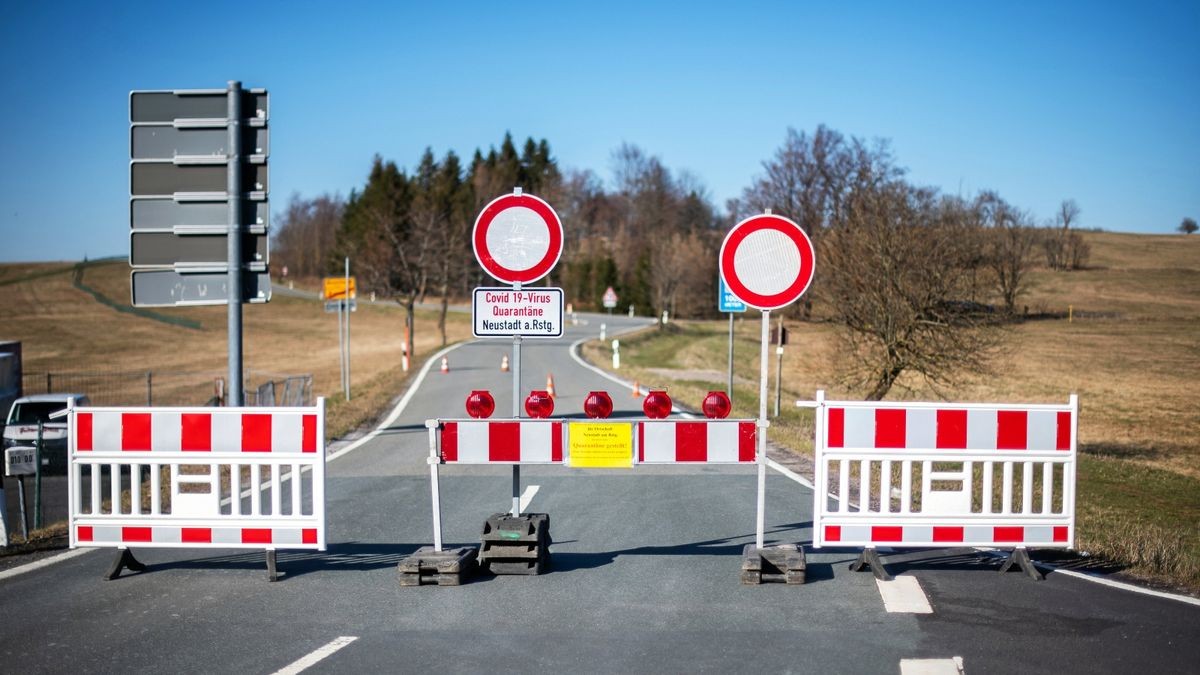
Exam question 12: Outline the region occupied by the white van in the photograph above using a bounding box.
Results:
[2,393,90,474]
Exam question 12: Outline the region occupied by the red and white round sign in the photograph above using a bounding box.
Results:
[719,213,815,310]
[472,192,563,285]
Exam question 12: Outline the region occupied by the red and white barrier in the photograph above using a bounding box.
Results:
[812,392,1077,550]
[440,420,564,464]
[638,420,756,464]
[68,401,326,552]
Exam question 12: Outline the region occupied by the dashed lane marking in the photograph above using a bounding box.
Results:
[519,485,540,512]
[877,575,933,613]
[900,657,964,674]
[272,636,359,675]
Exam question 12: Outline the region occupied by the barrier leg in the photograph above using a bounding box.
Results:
[104,548,146,580]
[849,548,893,581]
[266,549,279,582]
[999,547,1044,581]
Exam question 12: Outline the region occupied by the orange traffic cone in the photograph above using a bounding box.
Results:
[546,373,556,399]
[501,354,510,372]
[632,380,642,397]
[441,356,449,374]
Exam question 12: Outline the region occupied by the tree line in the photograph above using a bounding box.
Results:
[274,126,1089,399]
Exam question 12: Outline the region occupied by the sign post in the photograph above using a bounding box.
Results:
[472,188,564,517]
[719,211,815,552]
[323,272,357,400]
[129,83,270,406]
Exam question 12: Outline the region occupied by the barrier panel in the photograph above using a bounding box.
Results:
[67,400,326,580]
[638,420,756,464]
[811,390,1077,579]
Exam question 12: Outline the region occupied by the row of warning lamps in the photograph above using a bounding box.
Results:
[464,389,733,420]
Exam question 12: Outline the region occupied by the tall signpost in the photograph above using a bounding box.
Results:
[718,276,747,404]
[718,211,815,554]
[129,83,270,406]
[472,189,564,517]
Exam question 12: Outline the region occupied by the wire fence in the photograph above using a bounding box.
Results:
[20,370,313,408]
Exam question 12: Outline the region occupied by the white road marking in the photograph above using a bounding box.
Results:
[0,548,92,582]
[899,656,964,674]
[765,457,815,489]
[519,485,539,512]
[877,575,933,613]
[272,635,358,675]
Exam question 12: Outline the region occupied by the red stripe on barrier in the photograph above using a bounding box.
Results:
[303,528,318,545]
[936,409,967,449]
[875,409,906,448]
[241,414,272,452]
[489,422,520,462]
[302,414,317,453]
[996,411,1027,450]
[738,422,756,462]
[122,413,152,451]
[994,526,1025,543]
[77,413,93,451]
[182,527,212,543]
[933,526,964,543]
[825,525,841,542]
[551,422,563,462]
[1056,411,1071,450]
[827,408,844,447]
[181,413,212,451]
[637,422,645,463]
[676,422,707,462]
[442,422,458,462]
[871,525,903,542]
[78,526,93,542]
[242,528,272,544]
[122,526,153,543]
[1053,526,1068,543]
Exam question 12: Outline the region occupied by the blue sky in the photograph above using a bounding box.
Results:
[1,1,1197,262]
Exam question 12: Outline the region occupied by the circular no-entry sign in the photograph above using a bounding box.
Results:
[719,213,815,310]
[472,192,563,285]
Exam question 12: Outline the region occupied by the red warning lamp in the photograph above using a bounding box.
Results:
[465,390,495,419]
[583,391,614,419]
[702,391,732,419]
[642,389,672,419]
[525,390,555,418]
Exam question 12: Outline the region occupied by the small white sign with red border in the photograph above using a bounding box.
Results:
[472,192,564,285]
[719,213,815,311]
[473,287,564,338]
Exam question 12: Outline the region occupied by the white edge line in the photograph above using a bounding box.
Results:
[0,548,93,582]
[272,635,358,675]
[1023,555,1200,607]
[326,341,465,463]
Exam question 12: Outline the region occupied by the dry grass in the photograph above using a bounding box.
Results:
[585,231,1200,590]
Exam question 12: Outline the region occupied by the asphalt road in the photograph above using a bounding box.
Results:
[1,311,1197,674]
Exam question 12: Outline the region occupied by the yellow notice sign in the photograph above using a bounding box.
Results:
[323,277,357,300]
[568,422,634,468]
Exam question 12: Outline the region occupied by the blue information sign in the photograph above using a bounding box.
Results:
[718,277,747,313]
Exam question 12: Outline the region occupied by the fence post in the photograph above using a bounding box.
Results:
[146,371,153,406]
[45,372,52,394]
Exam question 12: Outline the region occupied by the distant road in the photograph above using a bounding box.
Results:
[0,311,1196,673]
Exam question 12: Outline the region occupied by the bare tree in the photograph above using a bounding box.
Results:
[819,184,1001,400]
[1042,199,1088,270]
[273,192,344,278]
[977,192,1038,314]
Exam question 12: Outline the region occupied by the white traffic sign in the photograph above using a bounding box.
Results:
[602,286,618,309]
[473,287,564,338]
[719,213,815,310]
[472,192,563,284]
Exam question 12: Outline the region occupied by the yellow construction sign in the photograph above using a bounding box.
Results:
[568,422,633,468]
[323,277,357,300]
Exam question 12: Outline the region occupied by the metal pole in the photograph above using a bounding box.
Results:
[34,422,42,530]
[511,283,522,518]
[727,312,734,401]
[344,257,351,401]
[337,299,345,399]
[226,80,244,406]
[17,476,28,540]
[756,309,770,550]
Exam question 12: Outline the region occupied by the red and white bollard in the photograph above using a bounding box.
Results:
[440,356,449,374]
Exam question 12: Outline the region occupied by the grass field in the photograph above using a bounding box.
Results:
[583,231,1200,591]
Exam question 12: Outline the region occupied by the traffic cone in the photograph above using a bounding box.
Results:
[546,373,556,399]
[441,356,449,374]
[632,380,642,398]
[501,354,510,372]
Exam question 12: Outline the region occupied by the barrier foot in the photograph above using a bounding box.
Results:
[104,548,147,580]
[398,546,479,586]
[998,547,1044,581]
[479,513,551,575]
[266,550,279,582]
[741,544,806,584]
[849,548,893,581]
